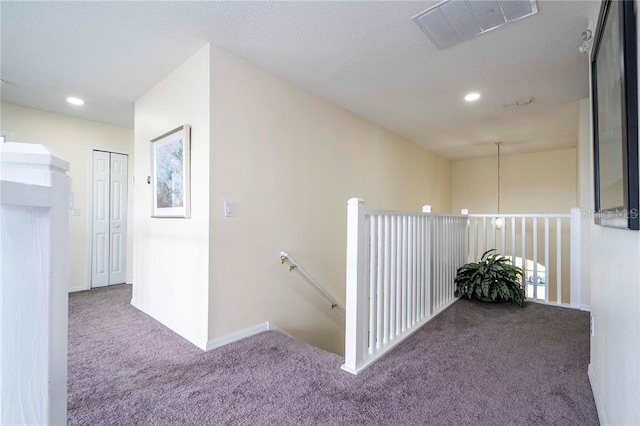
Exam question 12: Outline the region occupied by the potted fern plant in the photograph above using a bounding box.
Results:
[455,249,526,307]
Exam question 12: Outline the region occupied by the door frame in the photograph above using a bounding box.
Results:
[84,146,132,291]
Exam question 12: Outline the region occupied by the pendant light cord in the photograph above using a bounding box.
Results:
[496,141,502,214]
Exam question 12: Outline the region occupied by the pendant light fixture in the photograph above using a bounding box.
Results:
[495,141,504,230]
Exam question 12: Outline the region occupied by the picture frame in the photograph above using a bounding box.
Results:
[592,0,639,230]
[150,125,191,218]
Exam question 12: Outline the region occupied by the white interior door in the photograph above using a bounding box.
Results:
[109,153,128,285]
[92,151,110,287]
[92,150,128,288]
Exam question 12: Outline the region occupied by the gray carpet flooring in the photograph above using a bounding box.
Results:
[68,285,598,425]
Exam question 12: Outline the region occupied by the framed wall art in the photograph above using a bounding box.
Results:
[150,125,191,218]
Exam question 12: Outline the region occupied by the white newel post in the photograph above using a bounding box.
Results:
[569,207,581,309]
[0,143,69,425]
[342,198,367,374]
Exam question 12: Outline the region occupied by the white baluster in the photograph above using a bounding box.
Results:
[383,215,390,344]
[369,214,376,353]
[533,218,538,300]
[425,215,432,317]
[473,217,479,261]
[396,216,402,336]
[402,216,408,332]
[417,215,423,319]
[414,216,419,322]
[376,216,384,348]
[390,216,396,340]
[435,217,440,311]
[521,218,526,290]
[511,217,516,265]
[544,218,550,303]
[462,210,469,266]
[410,216,420,327]
[557,217,562,304]
[408,215,413,325]
[501,217,506,254]
[570,207,581,308]
[483,216,488,254]
[492,216,497,250]
[439,217,444,309]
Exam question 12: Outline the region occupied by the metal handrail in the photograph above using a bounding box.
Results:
[279,251,345,313]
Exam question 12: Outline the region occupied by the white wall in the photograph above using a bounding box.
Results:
[587,2,640,423]
[132,45,211,349]
[0,103,134,290]
[208,46,451,355]
[577,98,592,310]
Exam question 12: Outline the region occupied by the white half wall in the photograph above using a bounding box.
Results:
[132,44,211,349]
[0,103,134,290]
[0,143,69,425]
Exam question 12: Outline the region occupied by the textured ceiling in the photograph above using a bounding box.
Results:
[0,1,596,159]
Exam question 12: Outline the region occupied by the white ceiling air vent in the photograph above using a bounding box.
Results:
[413,0,538,50]
[503,96,535,109]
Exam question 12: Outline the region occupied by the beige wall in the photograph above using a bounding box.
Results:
[132,45,211,349]
[208,46,451,355]
[451,147,577,214]
[0,102,134,290]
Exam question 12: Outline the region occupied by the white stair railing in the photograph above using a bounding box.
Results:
[466,208,581,308]
[342,199,467,375]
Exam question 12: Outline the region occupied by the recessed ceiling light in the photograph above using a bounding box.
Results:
[464,92,481,102]
[66,97,84,106]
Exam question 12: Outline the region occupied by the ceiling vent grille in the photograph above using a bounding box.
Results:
[503,96,535,109]
[413,0,538,50]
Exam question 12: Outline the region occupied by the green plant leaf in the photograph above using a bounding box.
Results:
[454,249,526,306]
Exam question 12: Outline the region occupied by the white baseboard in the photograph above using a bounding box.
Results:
[130,299,208,351]
[69,283,132,293]
[580,304,591,312]
[206,322,271,351]
[204,321,292,351]
[528,299,581,311]
[588,364,606,425]
[266,321,293,339]
[128,299,285,353]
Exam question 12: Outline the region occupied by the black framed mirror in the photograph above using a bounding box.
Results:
[592,0,639,230]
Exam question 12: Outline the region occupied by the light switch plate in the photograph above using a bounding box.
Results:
[224,201,234,217]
